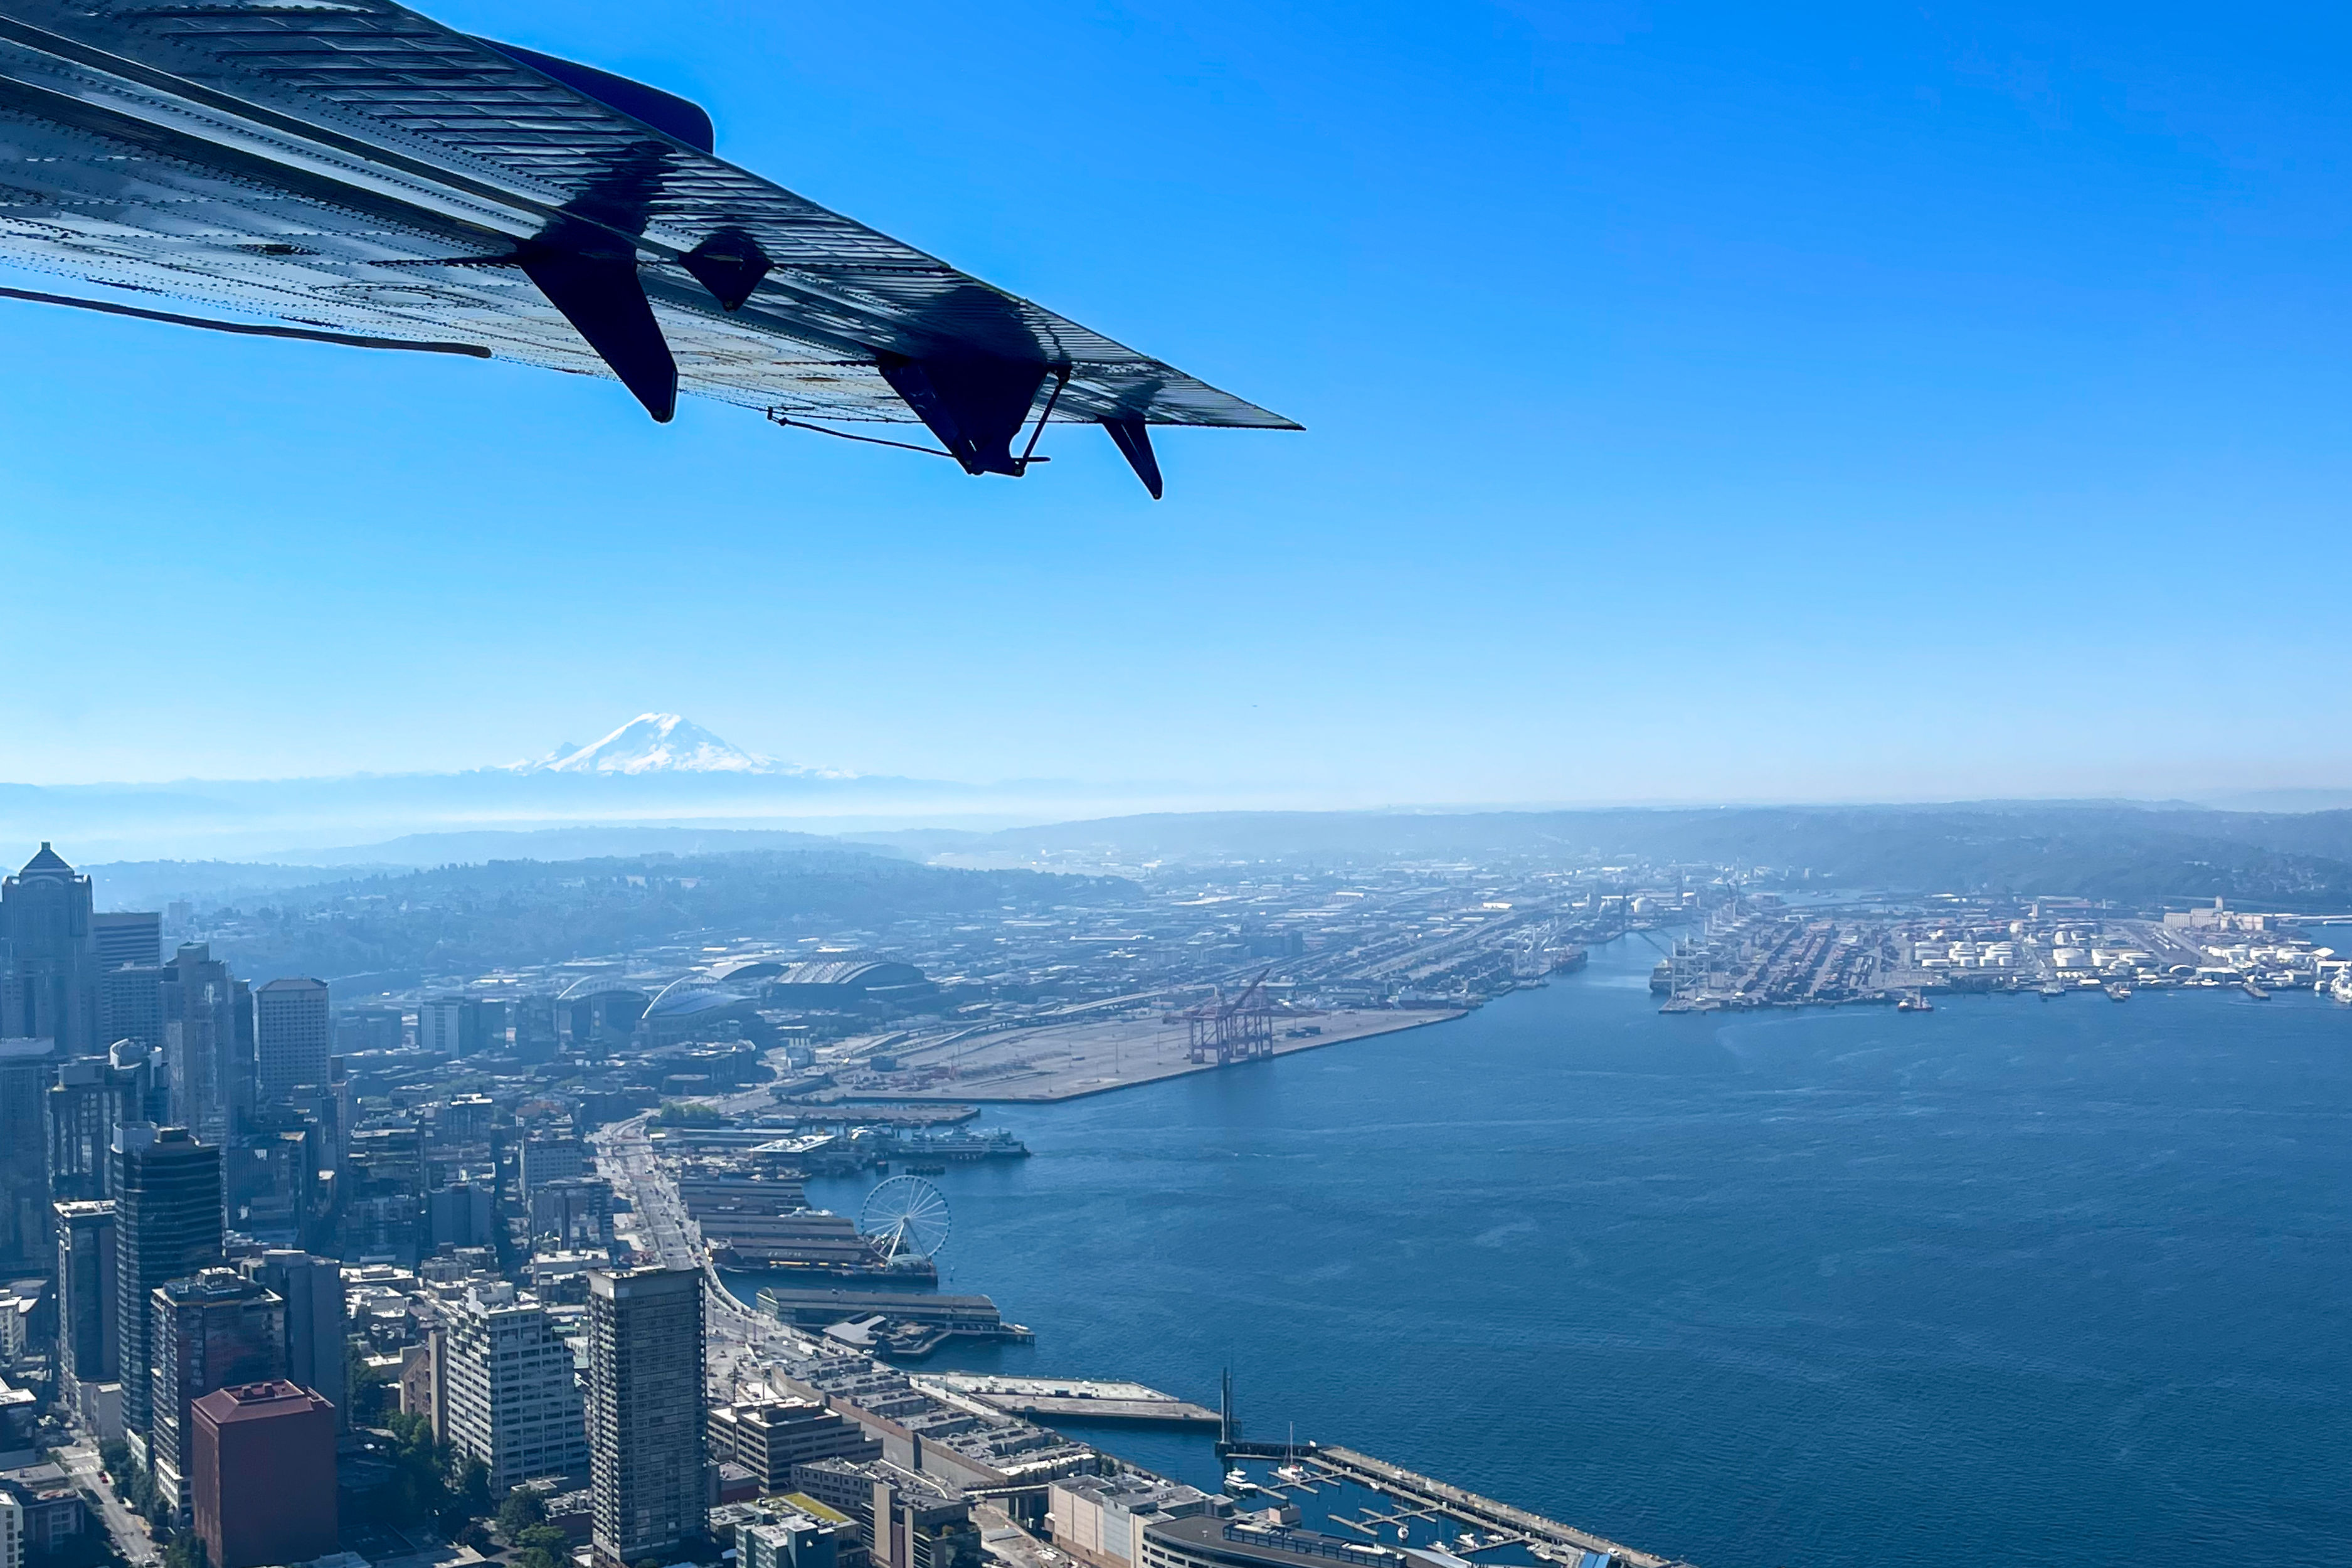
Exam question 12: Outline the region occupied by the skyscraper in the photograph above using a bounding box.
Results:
[100,967,167,1059]
[442,1283,588,1491]
[252,979,329,1107]
[158,945,253,1145]
[114,1126,225,1444]
[55,1199,117,1388]
[91,913,162,972]
[240,1251,346,1431]
[0,1036,58,1269]
[149,1269,287,1517]
[0,844,101,1053]
[586,1268,707,1568]
[48,1053,149,1203]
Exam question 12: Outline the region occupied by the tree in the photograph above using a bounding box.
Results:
[514,1550,562,1568]
[515,1527,571,1558]
[497,1487,548,1543]
[441,1454,493,1534]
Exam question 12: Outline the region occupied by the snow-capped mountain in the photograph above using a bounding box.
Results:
[510,714,817,776]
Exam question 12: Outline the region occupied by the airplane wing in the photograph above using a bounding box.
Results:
[0,0,1298,492]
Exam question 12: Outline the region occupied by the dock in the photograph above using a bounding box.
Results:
[1220,1439,1681,1568]
[916,1374,1220,1428]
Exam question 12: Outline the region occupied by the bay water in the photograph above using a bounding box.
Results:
[768,935,2351,1567]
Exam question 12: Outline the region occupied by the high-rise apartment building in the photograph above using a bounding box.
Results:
[149,1269,287,1516]
[191,1381,337,1568]
[0,844,101,1053]
[252,978,329,1106]
[114,1126,225,1443]
[240,1251,346,1429]
[91,913,162,972]
[158,946,253,1145]
[442,1283,588,1491]
[587,1268,707,1567]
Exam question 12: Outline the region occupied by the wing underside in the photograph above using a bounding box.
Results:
[0,0,1295,487]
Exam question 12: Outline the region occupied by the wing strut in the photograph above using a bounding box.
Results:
[1103,417,1164,499]
[519,249,677,421]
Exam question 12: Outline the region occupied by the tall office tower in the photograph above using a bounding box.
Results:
[55,1200,118,1388]
[149,1269,287,1517]
[91,913,163,972]
[114,1126,225,1443]
[191,1381,337,1568]
[226,1122,318,1248]
[241,1251,346,1430]
[586,1268,707,1568]
[282,1083,342,1179]
[340,1125,423,1263]
[48,1054,146,1202]
[158,945,253,1144]
[252,978,329,1106]
[0,1036,58,1269]
[415,997,465,1057]
[425,1181,495,1253]
[442,1283,589,1491]
[0,844,101,1053]
[512,994,560,1062]
[100,966,167,1058]
[112,1039,171,1125]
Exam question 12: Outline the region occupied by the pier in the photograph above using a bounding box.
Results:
[917,1374,1221,1427]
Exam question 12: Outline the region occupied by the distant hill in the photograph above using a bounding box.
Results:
[892,803,2352,909]
[188,849,1135,987]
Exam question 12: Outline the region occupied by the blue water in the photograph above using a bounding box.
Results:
[770,936,2352,1567]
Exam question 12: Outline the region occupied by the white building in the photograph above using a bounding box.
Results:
[441,1283,589,1491]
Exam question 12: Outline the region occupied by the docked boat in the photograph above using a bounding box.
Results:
[2106,982,2132,1001]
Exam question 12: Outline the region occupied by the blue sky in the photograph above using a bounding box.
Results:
[3,1,2348,805]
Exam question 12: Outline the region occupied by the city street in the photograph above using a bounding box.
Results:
[57,1443,158,1566]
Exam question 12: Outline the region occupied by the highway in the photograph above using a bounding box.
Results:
[590,1111,817,1401]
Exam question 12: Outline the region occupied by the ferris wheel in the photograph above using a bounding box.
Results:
[858,1175,951,1263]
